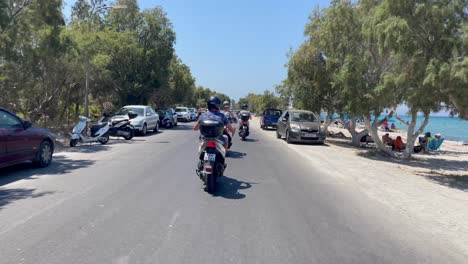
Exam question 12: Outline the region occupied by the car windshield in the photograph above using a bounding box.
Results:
[291,112,317,122]
[175,108,186,112]
[117,107,144,116]
[264,110,282,116]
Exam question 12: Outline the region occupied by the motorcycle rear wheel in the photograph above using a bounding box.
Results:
[205,172,216,194]
[70,139,78,147]
[98,135,109,144]
[123,128,134,140]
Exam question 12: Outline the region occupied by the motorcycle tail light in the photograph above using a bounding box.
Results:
[206,141,216,148]
[205,167,213,172]
[243,121,248,125]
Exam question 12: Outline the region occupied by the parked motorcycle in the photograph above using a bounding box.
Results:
[196,119,226,194]
[238,113,250,140]
[108,111,138,140]
[70,115,110,147]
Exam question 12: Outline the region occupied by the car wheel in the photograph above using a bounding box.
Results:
[154,122,159,133]
[276,130,281,139]
[98,135,109,144]
[141,123,147,136]
[33,141,53,168]
[286,130,292,144]
[70,138,78,147]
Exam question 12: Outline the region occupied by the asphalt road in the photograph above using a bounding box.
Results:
[0,122,465,264]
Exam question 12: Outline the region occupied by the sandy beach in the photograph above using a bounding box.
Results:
[327,125,468,177]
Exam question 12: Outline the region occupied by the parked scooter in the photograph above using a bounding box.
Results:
[108,111,137,140]
[70,115,110,147]
[196,119,226,194]
[238,112,250,140]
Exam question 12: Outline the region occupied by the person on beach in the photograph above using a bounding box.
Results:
[427,133,445,151]
[382,120,389,132]
[382,133,394,147]
[393,136,406,151]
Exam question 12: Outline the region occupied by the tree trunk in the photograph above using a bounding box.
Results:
[363,114,395,156]
[403,111,430,159]
[342,115,368,147]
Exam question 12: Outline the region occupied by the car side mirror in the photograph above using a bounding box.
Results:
[146,112,151,116]
[23,121,32,129]
[282,117,288,122]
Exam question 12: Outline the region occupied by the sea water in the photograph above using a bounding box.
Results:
[393,115,468,142]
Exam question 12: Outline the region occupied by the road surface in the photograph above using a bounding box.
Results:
[0,122,465,263]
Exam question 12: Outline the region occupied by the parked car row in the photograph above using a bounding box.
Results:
[260,108,326,144]
[0,104,201,169]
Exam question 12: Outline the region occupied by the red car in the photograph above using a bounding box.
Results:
[0,108,54,169]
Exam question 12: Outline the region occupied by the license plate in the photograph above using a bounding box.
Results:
[204,153,216,161]
[304,133,317,137]
[271,122,277,125]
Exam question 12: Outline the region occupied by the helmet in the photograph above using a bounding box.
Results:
[207,96,222,111]
[223,101,230,107]
[242,103,248,110]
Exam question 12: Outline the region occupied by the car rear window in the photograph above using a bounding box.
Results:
[264,110,282,116]
[291,112,318,122]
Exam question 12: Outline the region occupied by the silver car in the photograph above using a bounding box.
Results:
[276,110,326,144]
[188,108,197,121]
[113,105,159,136]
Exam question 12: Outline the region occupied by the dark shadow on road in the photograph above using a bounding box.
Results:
[323,138,356,149]
[213,175,257,199]
[243,138,259,142]
[419,171,468,192]
[357,152,468,175]
[226,150,247,159]
[0,188,55,210]
[172,124,195,131]
[0,155,94,187]
[61,144,111,153]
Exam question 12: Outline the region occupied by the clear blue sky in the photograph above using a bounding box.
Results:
[63,0,329,100]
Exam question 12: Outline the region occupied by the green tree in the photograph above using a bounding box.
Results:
[375,0,467,158]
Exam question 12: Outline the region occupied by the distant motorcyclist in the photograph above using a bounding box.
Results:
[194,96,235,151]
[239,104,252,120]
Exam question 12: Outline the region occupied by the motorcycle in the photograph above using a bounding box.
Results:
[70,115,110,147]
[196,119,226,194]
[108,111,138,140]
[223,116,237,149]
[238,113,250,140]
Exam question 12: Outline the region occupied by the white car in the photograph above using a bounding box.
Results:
[113,105,159,136]
[175,107,191,122]
[188,108,197,121]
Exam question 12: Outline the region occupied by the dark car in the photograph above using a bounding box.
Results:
[0,108,54,169]
[261,108,282,130]
[156,107,177,127]
[276,110,326,144]
[157,109,175,128]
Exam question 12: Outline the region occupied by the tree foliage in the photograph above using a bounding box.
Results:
[0,0,205,128]
[238,91,285,114]
[280,0,467,157]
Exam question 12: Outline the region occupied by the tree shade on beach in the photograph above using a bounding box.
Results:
[280,0,467,158]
